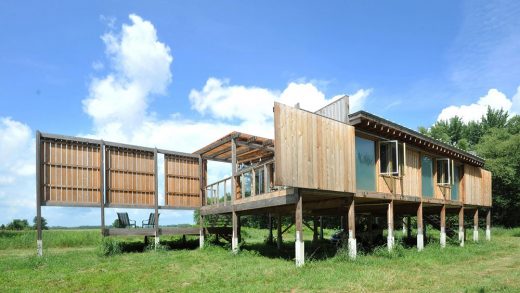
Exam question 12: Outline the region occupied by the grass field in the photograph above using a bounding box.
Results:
[1,227,520,292]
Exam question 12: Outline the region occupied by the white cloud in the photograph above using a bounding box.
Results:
[82,14,173,136]
[437,87,519,123]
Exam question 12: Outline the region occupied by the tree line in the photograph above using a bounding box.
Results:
[1,217,48,231]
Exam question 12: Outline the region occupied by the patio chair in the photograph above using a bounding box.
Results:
[117,212,136,228]
[142,213,160,228]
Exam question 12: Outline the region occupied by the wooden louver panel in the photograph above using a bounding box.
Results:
[274,102,356,193]
[40,139,101,205]
[105,147,155,207]
[164,155,200,208]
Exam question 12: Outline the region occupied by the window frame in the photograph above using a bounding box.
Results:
[436,158,453,186]
[379,140,406,177]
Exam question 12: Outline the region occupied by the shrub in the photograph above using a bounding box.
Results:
[98,238,122,256]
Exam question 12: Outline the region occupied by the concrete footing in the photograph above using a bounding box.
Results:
[155,236,160,247]
[440,228,446,248]
[199,229,205,249]
[37,240,43,256]
[486,226,491,241]
[459,228,465,247]
[387,227,394,251]
[295,231,305,267]
[232,233,239,254]
[348,229,357,259]
[417,230,424,251]
[473,227,479,242]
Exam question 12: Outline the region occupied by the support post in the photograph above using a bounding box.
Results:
[237,214,242,244]
[406,216,411,239]
[440,205,446,248]
[347,198,357,259]
[295,190,304,267]
[231,137,238,201]
[486,209,491,241]
[199,214,205,249]
[368,214,374,245]
[277,214,282,250]
[340,216,345,231]
[268,213,273,244]
[459,207,465,247]
[387,200,394,251]
[402,217,406,235]
[232,210,239,253]
[199,157,206,249]
[154,148,160,248]
[36,131,43,257]
[319,216,324,241]
[100,141,105,237]
[312,216,318,243]
[417,202,424,251]
[473,209,479,242]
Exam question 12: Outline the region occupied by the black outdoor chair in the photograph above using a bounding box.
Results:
[142,213,160,228]
[117,212,136,228]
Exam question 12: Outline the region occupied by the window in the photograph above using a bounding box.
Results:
[436,158,453,185]
[241,172,252,197]
[255,169,264,195]
[355,136,376,191]
[421,156,434,197]
[379,140,406,176]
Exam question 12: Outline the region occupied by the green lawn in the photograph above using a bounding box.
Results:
[1,227,520,292]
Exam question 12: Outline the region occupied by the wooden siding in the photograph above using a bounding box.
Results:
[376,147,421,197]
[106,147,155,206]
[481,169,492,206]
[274,102,356,193]
[463,164,483,206]
[41,140,101,205]
[164,154,200,208]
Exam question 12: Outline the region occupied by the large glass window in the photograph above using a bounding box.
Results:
[452,165,460,201]
[421,156,434,197]
[355,136,376,191]
[255,169,264,195]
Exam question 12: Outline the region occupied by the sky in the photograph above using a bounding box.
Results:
[1,0,519,227]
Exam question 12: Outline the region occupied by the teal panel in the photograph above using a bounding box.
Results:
[421,156,434,197]
[355,136,376,191]
[452,167,459,201]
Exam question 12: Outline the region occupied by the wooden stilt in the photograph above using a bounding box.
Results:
[319,216,324,241]
[347,198,356,259]
[440,205,446,248]
[277,214,282,250]
[486,209,491,241]
[295,190,304,267]
[387,200,394,251]
[417,202,424,251]
[459,207,464,247]
[473,209,479,242]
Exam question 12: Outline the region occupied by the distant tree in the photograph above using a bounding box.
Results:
[7,219,30,230]
[112,219,123,228]
[32,216,49,230]
[0,224,5,230]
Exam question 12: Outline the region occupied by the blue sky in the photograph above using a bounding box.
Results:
[1,0,519,227]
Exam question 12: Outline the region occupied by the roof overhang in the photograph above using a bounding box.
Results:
[193,131,274,164]
[349,111,485,167]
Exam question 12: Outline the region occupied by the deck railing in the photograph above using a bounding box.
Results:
[205,159,275,206]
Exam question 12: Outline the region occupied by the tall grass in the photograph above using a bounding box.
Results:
[0,229,102,250]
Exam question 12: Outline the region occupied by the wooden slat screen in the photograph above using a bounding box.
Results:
[41,139,101,205]
[165,155,200,208]
[106,147,155,207]
[274,102,356,193]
